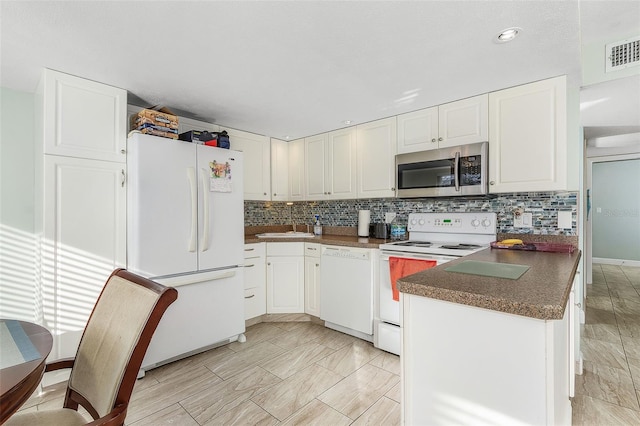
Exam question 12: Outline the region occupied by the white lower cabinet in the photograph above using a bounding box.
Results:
[304,243,321,317]
[402,294,571,425]
[243,243,266,320]
[266,242,304,313]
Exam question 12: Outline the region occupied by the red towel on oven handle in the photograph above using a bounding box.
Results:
[389,257,438,302]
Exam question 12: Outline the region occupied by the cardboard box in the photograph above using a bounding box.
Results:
[131,106,179,131]
[138,127,179,140]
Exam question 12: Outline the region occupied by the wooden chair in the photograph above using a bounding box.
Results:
[6,269,178,426]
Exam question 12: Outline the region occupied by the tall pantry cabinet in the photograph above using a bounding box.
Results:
[35,69,127,361]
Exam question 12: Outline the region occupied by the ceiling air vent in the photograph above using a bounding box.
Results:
[605,36,640,73]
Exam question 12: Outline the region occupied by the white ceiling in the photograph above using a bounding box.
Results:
[1,1,639,141]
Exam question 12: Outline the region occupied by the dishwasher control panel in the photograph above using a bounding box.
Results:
[322,247,370,260]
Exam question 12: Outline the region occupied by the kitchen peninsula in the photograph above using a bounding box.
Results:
[398,247,580,426]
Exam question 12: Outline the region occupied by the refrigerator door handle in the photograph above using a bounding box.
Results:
[158,269,237,288]
[200,168,211,252]
[187,167,197,252]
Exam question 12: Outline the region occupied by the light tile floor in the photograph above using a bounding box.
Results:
[572,264,640,425]
[20,319,401,425]
[18,265,640,425]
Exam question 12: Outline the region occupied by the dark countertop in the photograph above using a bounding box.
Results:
[397,248,581,320]
[244,225,391,248]
[244,233,388,249]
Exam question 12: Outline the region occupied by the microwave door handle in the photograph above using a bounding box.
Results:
[454,151,460,191]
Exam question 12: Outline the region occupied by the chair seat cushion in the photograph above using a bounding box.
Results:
[5,408,89,425]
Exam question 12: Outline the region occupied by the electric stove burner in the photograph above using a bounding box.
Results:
[439,244,482,250]
[393,241,432,248]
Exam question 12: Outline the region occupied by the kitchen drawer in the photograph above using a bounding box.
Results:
[244,287,266,319]
[244,242,266,258]
[244,259,265,290]
[266,242,304,257]
[305,242,321,258]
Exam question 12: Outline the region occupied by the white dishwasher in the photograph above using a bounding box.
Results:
[320,245,374,342]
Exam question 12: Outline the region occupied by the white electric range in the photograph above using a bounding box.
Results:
[375,212,497,355]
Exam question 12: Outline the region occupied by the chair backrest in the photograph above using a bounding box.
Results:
[65,269,177,420]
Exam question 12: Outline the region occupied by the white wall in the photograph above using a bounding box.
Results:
[1,87,35,230]
[0,87,38,320]
[583,33,640,86]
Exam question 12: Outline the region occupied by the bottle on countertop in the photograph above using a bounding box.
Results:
[313,215,322,236]
[390,216,406,240]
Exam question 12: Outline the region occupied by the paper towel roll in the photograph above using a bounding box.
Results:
[358,210,371,237]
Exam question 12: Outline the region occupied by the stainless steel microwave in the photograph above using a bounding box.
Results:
[395,142,488,198]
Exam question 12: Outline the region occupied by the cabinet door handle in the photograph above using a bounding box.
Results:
[438,137,443,142]
[121,169,125,187]
[245,264,255,268]
[264,192,267,195]
[120,149,126,154]
[489,181,495,185]
[431,138,436,143]
[315,263,319,267]
[245,294,255,299]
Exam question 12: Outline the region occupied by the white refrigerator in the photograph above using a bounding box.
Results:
[127,133,245,370]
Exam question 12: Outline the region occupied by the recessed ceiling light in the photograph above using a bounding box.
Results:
[343,120,352,125]
[283,135,291,140]
[495,27,522,43]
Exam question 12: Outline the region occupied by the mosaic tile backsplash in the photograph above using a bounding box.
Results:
[244,192,579,235]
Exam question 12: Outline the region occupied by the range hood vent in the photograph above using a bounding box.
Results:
[606,36,640,72]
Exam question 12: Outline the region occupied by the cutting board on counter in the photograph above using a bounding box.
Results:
[445,260,530,280]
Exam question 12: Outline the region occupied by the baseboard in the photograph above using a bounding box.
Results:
[593,258,640,267]
[245,313,322,328]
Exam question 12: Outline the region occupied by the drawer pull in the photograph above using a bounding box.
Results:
[245,264,255,268]
[245,294,255,299]
[245,248,255,251]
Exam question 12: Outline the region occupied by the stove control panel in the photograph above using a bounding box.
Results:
[408,212,496,234]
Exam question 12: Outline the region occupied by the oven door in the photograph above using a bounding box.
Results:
[395,141,487,198]
[379,251,458,325]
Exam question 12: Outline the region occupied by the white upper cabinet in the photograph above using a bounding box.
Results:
[357,117,397,199]
[304,129,357,201]
[438,94,488,148]
[40,69,127,162]
[305,133,329,200]
[222,128,270,200]
[271,138,289,201]
[327,127,357,200]
[397,94,488,153]
[488,76,567,193]
[288,138,305,201]
[397,107,439,153]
